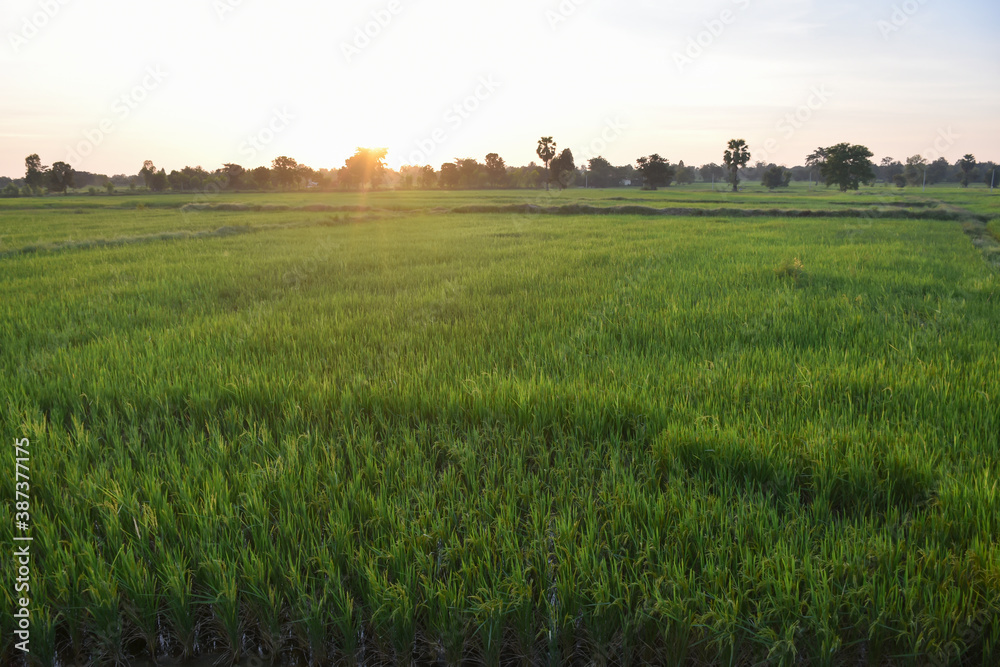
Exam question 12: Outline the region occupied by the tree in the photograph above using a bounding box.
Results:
[439,163,459,189]
[151,169,168,192]
[925,157,949,185]
[674,161,695,185]
[455,158,483,189]
[339,148,386,190]
[46,161,74,194]
[484,153,506,188]
[220,163,246,190]
[817,143,875,192]
[761,165,792,190]
[249,166,271,190]
[957,154,976,188]
[418,165,437,189]
[272,156,300,190]
[635,154,675,190]
[167,170,188,191]
[903,155,927,187]
[104,181,115,194]
[805,147,828,183]
[879,157,903,185]
[722,139,751,192]
[699,162,725,184]
[25,154,47,193]
[139,161,167,191]
[550,148,575,189]
[536,137,556,191]
[587,157,616,188]
[805,147,828,169]
[139,160,158,189]
[983,162,998,188]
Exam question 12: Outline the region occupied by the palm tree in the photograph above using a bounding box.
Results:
[723,139,751,192]
[536,137,556,191]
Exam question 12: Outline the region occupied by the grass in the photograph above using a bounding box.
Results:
[1,186,999,665]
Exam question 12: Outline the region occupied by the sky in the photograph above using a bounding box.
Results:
[1,0,998,178]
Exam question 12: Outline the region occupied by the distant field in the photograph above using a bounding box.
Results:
[1,187,998,665]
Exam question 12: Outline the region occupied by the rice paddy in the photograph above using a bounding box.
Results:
[1,185,998,665]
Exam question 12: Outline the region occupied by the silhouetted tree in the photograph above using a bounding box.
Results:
[340,148,386,190]
[455,158,483,189]
[484,153,507,188]
[220,163,246,190]
[635,154,674,190]
[587,157,616,188]
[699,163,725,184]
[272,156,300,190]
[249,166,271,190]
[550,148,575,189]
[439,163,459,189]
[723,139,751,192]
[419,165,437,189]
[536,137,556,191]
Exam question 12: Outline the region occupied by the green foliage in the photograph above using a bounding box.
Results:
[761,165,792,190]
[819,143,876,191]
[956,155,976,188]
[635,154,675,190]
[723,139,751,191]
[47,161,75,194]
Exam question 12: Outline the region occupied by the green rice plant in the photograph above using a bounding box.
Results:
[82,555,125,665]
[200,557,243,663]
[157,553,197,658]
[1,188,998,664]
[116,547,160,660]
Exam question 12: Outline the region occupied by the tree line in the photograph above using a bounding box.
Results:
[3,142,996,197]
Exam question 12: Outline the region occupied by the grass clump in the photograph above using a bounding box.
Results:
[775,256,807,284]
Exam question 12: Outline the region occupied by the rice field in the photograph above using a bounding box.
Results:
[1,186,999,666]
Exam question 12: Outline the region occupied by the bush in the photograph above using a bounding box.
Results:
[761,166,792,190]
[1,183,20,198]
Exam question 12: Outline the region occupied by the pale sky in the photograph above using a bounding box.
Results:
[1,0,998,177]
